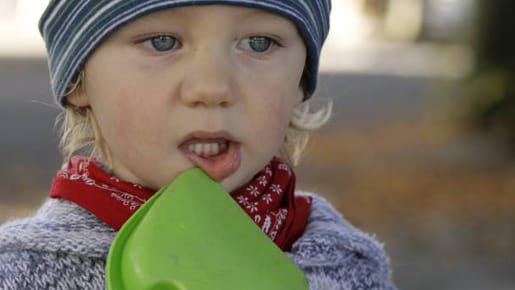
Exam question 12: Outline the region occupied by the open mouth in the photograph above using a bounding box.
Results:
[178,132,241,181]
[184,140,229,158]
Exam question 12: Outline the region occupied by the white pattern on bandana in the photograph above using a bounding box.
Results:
[233,159,292,241]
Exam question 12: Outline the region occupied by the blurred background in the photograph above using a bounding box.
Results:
[1,0,514,289]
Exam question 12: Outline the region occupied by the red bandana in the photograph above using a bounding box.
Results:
[49,156,312,251]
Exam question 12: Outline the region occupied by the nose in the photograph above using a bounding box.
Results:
[179,47,235,107]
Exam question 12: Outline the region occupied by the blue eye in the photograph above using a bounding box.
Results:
[142,35,180,52]
[240,36,276,53]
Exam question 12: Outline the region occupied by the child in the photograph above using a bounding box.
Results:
[0,1,396,289]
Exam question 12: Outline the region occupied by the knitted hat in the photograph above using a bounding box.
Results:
[39,0,331,105]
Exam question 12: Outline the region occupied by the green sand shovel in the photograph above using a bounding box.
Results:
[105,168,309,290]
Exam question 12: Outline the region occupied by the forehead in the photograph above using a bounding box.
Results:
[126,4,296,29]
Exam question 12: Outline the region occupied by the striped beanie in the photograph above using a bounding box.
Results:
[39,0,331,105]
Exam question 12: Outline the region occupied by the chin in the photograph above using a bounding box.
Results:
[220,178,238,193]
[220,169,255,194]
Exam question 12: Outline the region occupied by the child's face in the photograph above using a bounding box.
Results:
[70,5,306,191]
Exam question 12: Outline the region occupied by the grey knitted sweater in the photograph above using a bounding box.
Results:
[0,193,396,290]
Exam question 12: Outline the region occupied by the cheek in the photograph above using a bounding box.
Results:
[93,88,167,148]
[253,63,303,109]
[253,78,300,120]
[247,93,294,147]
[244,69,302,138]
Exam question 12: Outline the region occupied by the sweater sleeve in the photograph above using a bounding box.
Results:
[0,249,106,290]
[287,194,397,290]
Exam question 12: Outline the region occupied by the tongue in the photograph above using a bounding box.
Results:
[181,142,241,181]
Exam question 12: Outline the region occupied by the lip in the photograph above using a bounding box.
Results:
[178,130,237,146]
[177,130,242,181]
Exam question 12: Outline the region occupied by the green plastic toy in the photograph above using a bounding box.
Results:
[105,168,309,290]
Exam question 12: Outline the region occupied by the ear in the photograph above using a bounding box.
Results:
[66,89,90,107]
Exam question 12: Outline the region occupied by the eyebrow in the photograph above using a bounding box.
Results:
[239,8,284,20]
[134,14,179,28]
[124,6,286,32]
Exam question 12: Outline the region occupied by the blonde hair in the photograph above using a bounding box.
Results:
[58,73,332,168]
